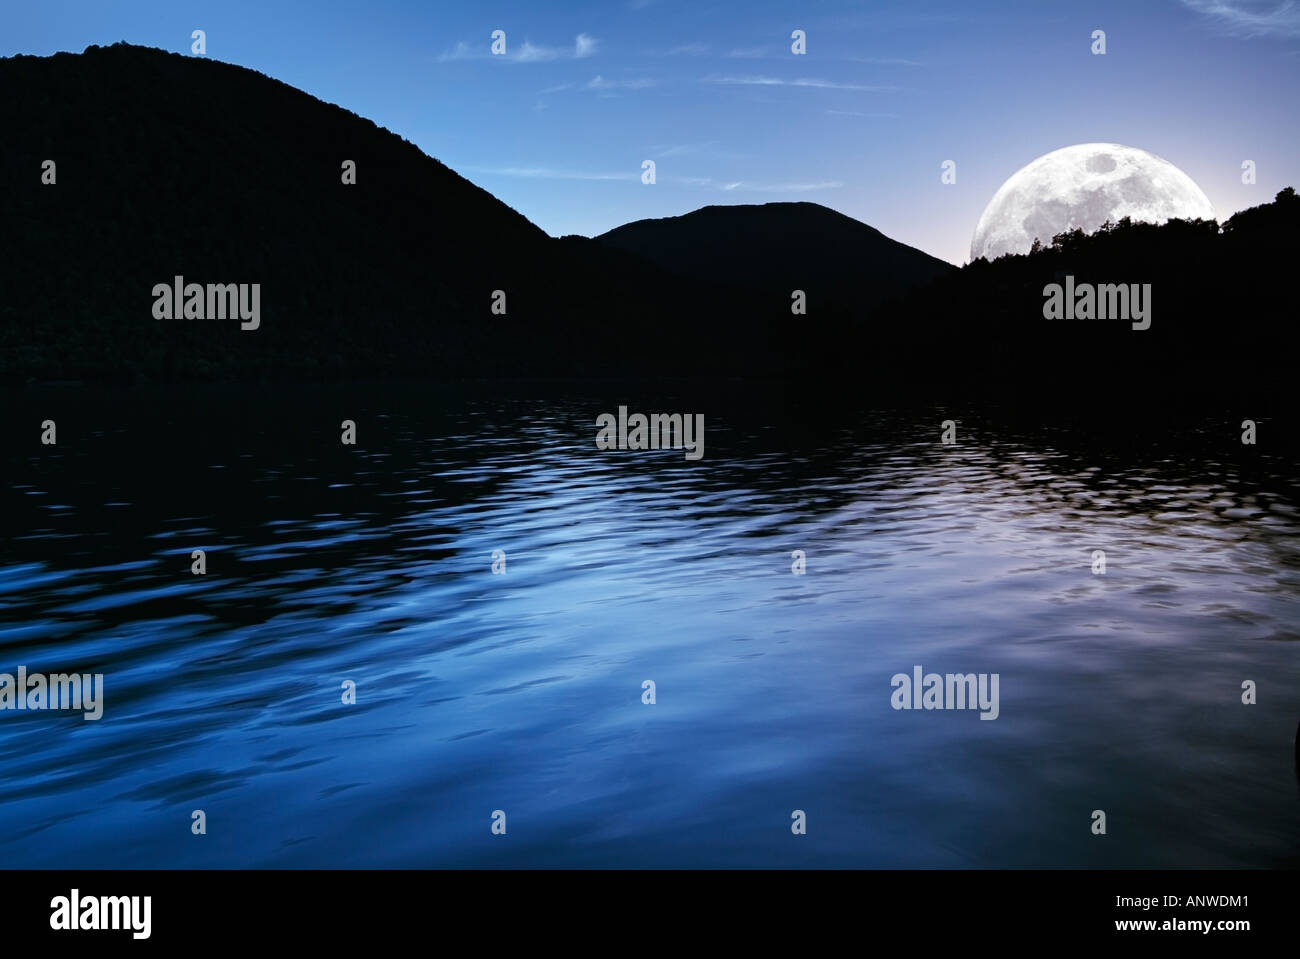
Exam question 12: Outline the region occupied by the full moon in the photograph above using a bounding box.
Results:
[970,143,1215,262]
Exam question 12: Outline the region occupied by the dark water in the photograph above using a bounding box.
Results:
[1,383,1297,868]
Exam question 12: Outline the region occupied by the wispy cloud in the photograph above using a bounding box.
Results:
[665,42,710,56]
[727,46,768,58]
[465,167,840,193]
[513,38,566,63]
[758,181,843,192]
[649,141,753,160]
[719,180,844,192]
[466,166,636,182]
[671,176,842,191]
[540,75,655,95]
[518,33,599,62]
[789,77,896,91]
[843,55,926,66]
[587,75,655,90]
[703,74,895,92]
[439,33,599,63]
[1180,0,1300,37]
[438,41,477,63]
[818,10,967,30]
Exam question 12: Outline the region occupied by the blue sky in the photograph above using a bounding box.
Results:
[4,0,1298,263]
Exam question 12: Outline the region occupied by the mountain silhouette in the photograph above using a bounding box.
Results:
[0,42,933,384]
[596,202,954,311]
[0,45,718,380]
[1,43,563,381]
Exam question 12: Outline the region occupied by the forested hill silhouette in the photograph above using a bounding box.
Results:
[0,42,935,384]
[869,186,1300,409]
[596,203,954,310]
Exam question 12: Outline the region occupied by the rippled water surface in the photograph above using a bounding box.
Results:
[1,383,1297,867]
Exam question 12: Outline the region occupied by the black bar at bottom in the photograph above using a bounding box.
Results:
[1,869,1287,945]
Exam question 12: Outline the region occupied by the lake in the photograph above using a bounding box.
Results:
[1,382,1297,867]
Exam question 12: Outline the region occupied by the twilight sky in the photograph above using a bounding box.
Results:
[4,0,1298,264]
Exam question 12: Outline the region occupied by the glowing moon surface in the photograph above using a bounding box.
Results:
[970,143,1215,262]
